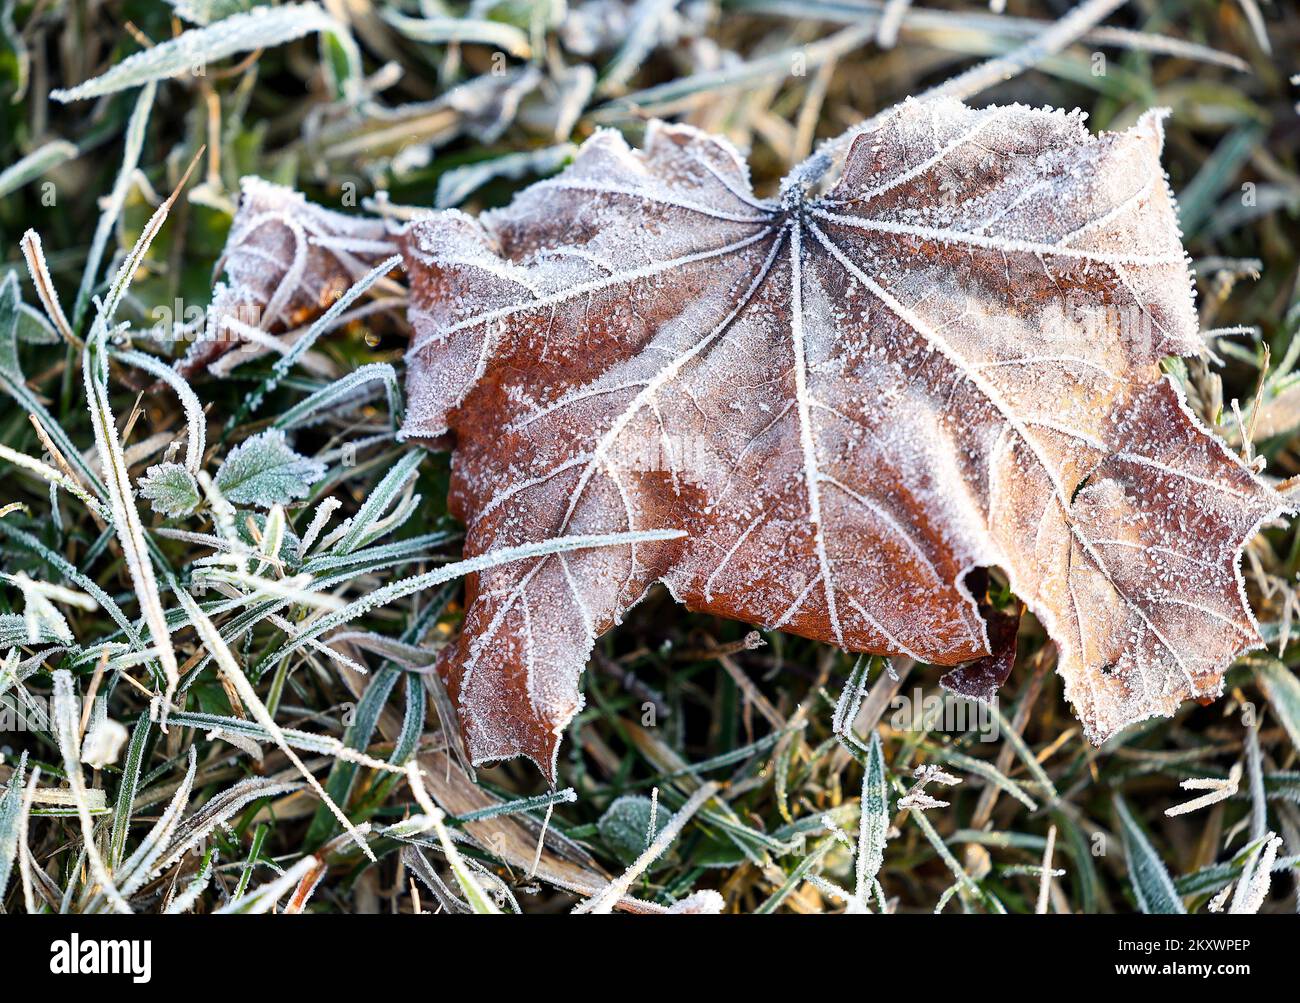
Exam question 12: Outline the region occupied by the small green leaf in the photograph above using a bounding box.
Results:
[598,794,671,866]
[139,462,201,517]
[215,429,325,508]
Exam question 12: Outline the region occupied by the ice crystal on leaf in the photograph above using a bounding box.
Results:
[396,98,1287,781]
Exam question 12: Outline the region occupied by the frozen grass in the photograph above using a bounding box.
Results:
[0,0,1299,914]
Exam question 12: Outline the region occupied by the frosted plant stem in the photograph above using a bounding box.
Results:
[262,528,686,666]
[1036,824,1057,914]
[0,141,78,199]
[75,157,203,717]
[299,497,343,557]
[1164,762,1242,817]
[1229,833,1283,914]
[1245,722,1267,841]
[52,671,132,913]
[84,335,180,709]
[0,444,108,519]
[100,151,202,327]
[19,230,75,345]
[16,766,40,914]
[113,349,206,474]
[50,4,358,103]
[876,0,911,48]
[216,854,320,914]
[574,781,720,914]
[98,750,197,909]
[922,0,1130,103]
[910,797,1003,913]
[230,253,402,430]
[738,0,1246,72]
[528,802,555,882]
[73,82,156,330]
[798,0,1130,185]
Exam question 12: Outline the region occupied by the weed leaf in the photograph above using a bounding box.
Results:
[214,429,326,508]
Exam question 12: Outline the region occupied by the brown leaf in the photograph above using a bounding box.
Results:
[181,178,393,376]
[397,101,1285,780]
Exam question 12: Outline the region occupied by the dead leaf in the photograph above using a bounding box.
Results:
[178,102,1281,783]
[395,99,1288,780]
[181,178,393,376]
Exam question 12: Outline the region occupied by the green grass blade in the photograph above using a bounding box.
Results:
[1115,796,1185,914]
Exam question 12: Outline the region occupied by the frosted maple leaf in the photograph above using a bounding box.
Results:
[398,99,1286,780]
